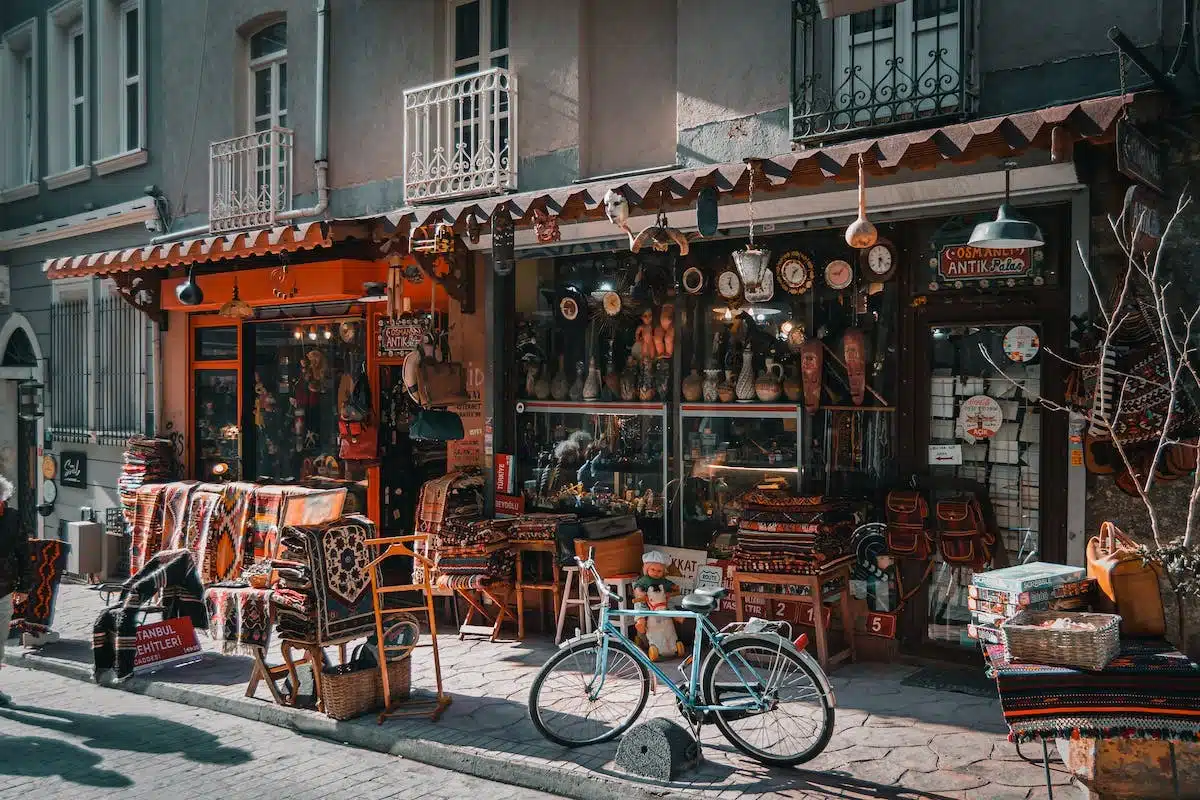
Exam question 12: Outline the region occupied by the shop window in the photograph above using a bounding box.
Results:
[194,369,241,482]
[247,318,365,481]
[194,326,238,361]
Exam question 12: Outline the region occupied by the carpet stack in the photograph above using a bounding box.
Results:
[118,436,178,527]
[732,493,856,576]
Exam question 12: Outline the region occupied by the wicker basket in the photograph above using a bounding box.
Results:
[1001,610,1121,671]
[321,657,412,721]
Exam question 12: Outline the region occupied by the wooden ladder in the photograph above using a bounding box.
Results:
[365,534,452,723]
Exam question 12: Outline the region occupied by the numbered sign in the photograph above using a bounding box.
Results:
[860,611,898,639]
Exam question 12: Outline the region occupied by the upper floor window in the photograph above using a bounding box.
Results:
[250,22,288,133]
[69,25,85,167]
[449,0,509,75]
[46,0,89,180]
[0,19,38,194]
[791,0,976,143]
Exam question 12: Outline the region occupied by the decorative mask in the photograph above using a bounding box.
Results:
[492,208,515,276]
[603,189,630,230]
[532,208,561,244]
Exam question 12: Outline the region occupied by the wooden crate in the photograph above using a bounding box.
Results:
[575,530,643,578]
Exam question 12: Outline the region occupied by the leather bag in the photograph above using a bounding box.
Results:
[1087,521,1165,636]
[418,360,468,408]
[338,417,378,461]
[935,496,994,569]
[885,490,932,559]
[409,409,464,441]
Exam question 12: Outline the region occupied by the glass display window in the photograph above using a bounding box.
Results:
[193,368,241,481]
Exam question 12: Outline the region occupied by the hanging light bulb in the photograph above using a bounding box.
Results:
[307,326,318,341]
[323,327,332,340]
[293,327,303,340]
[723,309,733,322]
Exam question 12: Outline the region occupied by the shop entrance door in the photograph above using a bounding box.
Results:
[912,320,1064,652]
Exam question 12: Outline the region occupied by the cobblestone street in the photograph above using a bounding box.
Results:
[0,667,559,800]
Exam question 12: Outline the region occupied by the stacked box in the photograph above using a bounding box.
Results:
[967,562,1091,645]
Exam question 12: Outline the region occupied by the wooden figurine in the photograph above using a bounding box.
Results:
[634,309,657,360]
[654,303,675,360]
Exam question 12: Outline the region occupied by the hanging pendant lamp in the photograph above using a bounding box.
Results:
[845,153,878,250]
[218,277,254,319]
[176,264,204,306]
[969,162,1045,250]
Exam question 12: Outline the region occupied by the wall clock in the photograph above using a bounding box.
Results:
[681,266,706,295]
[717,269,742,300]
[777,251,814,295]
[41,455,57,480]
[41,480,57,505]
[787,326,807,350]
[825,259,854,290]
[559,296,580,321]
[860,238,897,281]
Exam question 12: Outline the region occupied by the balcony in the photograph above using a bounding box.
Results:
[791,0,977,143]
[403,67,517,204]
[209,127,294,233]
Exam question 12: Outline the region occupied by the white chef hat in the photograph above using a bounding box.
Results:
[0,475,12,503]
[642,550,669,566]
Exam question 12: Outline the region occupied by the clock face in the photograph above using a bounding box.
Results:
[41,480,57,505]
[682,266,705,295]
[717,270,741,299]
[825,259,853,290]
[559,297,579,321]
[862,240,897,281]
[776,251,814,295]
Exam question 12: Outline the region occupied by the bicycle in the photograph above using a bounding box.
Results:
[527,553,837,767]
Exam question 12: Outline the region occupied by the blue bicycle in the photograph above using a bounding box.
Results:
[528,554,836,767]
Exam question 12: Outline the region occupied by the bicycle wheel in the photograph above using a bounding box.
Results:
[701,633,834,767]
[528,636,651,747]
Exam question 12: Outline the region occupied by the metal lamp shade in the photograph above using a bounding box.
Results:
[733,247,771,288]
[968,204,1045,250]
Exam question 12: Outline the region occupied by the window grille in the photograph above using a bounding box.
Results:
[95,290,147,443]
[50,296,90,442]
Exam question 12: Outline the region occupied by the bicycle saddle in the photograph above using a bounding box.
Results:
[681,587,728,614]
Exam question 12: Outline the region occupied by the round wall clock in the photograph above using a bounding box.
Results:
[559,296,580,321]
[681,266,705,295]
[601,291,623,316]
[860,239,897,281]
[825,259,854,290]
[717,269,742,300]
[777,251,814,295]
[41,455,57,481]
[41,480,57,505]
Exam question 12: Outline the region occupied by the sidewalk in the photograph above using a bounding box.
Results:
[2,583,1077,800]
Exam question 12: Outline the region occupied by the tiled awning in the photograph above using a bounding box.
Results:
[383,93,1148,232]
[43,220,345,279]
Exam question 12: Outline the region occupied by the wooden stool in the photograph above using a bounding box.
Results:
[514,541,562,640]
[455,583,514,642]
[245,646,288,705]
[598,573,639,637]
[734,562,857,671]
[556,566,594,644]
[279,639,353,714]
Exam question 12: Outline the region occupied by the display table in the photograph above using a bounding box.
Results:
[513,540,561,640]
[988,639,1200,799]
[734,562,857,670]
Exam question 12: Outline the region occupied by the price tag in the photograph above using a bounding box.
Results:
[861,611,898,639]
[796,601,832,628]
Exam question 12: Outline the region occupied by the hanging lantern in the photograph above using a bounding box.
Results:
[845,153,879,250]
[218,277,254,319]
[733,163,771,291]
[17,380,44,420]
[176,264,204,306]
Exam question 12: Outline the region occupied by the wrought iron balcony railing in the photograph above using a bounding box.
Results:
[791,0,977,143]
[209,127,294,233]
[404,67,518,203]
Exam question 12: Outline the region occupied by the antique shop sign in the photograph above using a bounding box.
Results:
[652,546,708,593]
[959,395,1004,441]
[937,245,1034,286]
[1123,184,1164,257]
[133,617,202,673]
[375,316,426,358]
[1116,119,1164,194]
[60,451,87,489]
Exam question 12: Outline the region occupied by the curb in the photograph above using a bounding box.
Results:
[3,649,687,800]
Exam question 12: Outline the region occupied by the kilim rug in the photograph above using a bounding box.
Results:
[184,485,223,584]
[208,483,257,582]
[203,586,273,655]
[10,538,68,637]
[289,515,379,642]
[127,484,168,576]
[161,481,198,552]
[989,638,1200,743]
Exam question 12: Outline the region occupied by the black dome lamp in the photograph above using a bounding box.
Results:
[176,264,204,306]
[968,161,1045,250]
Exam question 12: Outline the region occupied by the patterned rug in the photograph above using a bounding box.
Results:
[127,484,168,576]
[161,482,198,552]
[989,638,1200,743]
[10,539,68,637]
[184,485,223,583]
[290,515,379,642]
[208,483,257,583]
[203,586,273,655]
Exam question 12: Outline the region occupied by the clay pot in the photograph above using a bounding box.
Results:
[783,363,802,403]
[755,359,783,402]
[703,369,721,403]
[550,357,570,401]
[735,347,756,403]
[717,374,736,403]
[682,369,703,402]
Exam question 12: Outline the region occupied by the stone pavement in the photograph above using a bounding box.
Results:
[0,667,560,800]
[1,582,1082,800]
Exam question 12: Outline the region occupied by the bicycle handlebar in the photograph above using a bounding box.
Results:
[574,551,615,602]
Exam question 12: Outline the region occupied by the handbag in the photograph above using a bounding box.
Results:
[885,490,932,559]
[1087,521,1165,636]
[418,360,468,408]
[341,367,371,422]
[338,417,378,460]
[935,496,994,569]
[409,409,464,441]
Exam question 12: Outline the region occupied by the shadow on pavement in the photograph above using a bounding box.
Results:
[0,735,133,788]
[0,704,253,765]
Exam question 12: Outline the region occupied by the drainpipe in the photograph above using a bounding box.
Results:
[153,0,329,243]
[277,0,330,221]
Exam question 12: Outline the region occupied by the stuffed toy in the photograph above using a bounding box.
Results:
[633,550,685,661]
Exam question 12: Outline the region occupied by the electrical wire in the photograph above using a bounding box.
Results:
[174,0,212,224]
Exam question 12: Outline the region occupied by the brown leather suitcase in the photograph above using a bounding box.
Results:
[1087,521,1165,637]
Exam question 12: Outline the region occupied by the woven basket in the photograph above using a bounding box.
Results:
[1001,610,1121,671]
[321,657,412,721]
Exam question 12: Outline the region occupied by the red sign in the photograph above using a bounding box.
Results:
[938,245,1033,282]
[133,617,202,672]
[740,597,831,628]
[494,454,514,495]
[859,611,898,639]
[494,493,525,517]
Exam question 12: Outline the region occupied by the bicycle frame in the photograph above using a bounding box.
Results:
[576,560,777,715]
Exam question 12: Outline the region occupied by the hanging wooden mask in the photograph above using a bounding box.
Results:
[533,208,561,244]
[697,187,718,238]
[843,328,867,406]
[410,222,456,254]
[492,209,515,276]
[467,213,482,244]
[800,339,824,414]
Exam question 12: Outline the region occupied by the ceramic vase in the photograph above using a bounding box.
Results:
[717,374,736,403]
[783,363,802,403]
[735,347,756,402]
[755,358,783,402]
[655,360,671,399]
[569,361,585,402]
[682,369,703,402]
[604,350,621,400]
[524,363,538,398]
[583,357,601,402]
[551,356,570,401]
[638,359,656,402]
[703,369,721,402]
[620,357,637,402]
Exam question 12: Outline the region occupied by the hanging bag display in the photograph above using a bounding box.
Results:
[1087,521,1165,636]
[415,287,468,409]
[409,409,465,441]
[935,495,994,569]
[885,490,932,559]
[339,368,378,461]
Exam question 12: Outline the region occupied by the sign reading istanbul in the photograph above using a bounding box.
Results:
[935,245,1039,289]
